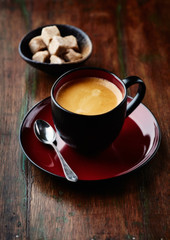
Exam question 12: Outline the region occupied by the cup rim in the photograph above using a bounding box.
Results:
[51,67,127,117]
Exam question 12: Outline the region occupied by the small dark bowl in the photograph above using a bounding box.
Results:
[18,24,92,75]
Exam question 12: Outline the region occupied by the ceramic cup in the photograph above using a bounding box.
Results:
[51,67,146,153]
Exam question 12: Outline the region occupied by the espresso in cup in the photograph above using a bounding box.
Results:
[51,67,146,153]
[55,77,123,115]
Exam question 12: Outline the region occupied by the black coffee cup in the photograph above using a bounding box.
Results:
[51,67,146,153]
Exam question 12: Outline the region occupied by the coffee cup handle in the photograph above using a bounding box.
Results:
[122,76,146,117]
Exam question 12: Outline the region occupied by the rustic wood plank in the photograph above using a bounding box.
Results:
[0,1,29,239]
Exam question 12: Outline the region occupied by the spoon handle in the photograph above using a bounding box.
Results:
[51,143,78,182]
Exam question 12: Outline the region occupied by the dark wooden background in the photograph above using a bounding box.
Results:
[0,0,169,239]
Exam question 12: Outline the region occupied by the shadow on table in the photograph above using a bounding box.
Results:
[32,161,153,199]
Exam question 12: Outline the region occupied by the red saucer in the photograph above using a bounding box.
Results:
[19,97,161,181]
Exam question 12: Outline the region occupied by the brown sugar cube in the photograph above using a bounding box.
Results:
[64,49,82,62]
[63,35,79,51]
[29,36,46,54]
[41,26,60,46]
[48,36,66,56]
[32,50,49,63]
[50,55,65,64]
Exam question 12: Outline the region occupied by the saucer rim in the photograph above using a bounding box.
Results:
[19,96,161,182]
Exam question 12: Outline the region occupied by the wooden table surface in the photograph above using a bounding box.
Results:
[0,0,169,239]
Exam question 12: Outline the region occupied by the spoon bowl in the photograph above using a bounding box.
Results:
[34,119,56,144]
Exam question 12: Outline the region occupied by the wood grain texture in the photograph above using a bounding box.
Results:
[0,0,169,239]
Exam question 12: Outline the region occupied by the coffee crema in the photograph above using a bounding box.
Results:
[55,77,123,115]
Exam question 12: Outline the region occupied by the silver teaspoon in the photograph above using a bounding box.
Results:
[33,119,78,182]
